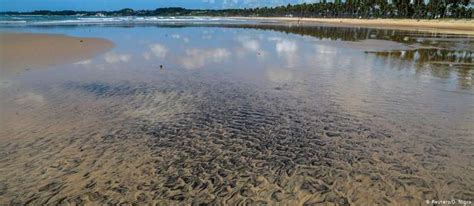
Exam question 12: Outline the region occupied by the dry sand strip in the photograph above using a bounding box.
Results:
[233,17,474,35]
[0,32,114,76]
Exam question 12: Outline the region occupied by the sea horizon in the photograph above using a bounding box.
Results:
[1,2,473,205]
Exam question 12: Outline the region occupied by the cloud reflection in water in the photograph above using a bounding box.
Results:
[179,48,231,70]
[104,52,132,64]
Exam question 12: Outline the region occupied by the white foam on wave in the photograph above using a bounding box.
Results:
[0,20,28,24]
[0,16,246,25]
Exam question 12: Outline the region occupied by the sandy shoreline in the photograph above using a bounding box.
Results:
[0,33,114,76]
[0,24,473,205]
[233,17,474,35]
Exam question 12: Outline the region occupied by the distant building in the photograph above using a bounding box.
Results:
[387,0,429,4]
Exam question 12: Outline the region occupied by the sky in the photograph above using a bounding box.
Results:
[0,0,324,12]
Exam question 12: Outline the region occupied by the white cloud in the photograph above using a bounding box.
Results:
[270,37,299,67]
[104,52,131,63]
[243,39,260,51]
[150,44,168,58]
[179,48,231,69]
[171,34,190,43]
[236,35,264,59]
[276,40,298,54]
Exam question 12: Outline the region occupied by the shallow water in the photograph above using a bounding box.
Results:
[0,22,473,205]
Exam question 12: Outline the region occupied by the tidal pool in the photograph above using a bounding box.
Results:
[0,22,473,205]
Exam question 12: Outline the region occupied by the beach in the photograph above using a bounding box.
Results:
[0,19,473,205]
[235,17,474,35]
[0,33,114,76]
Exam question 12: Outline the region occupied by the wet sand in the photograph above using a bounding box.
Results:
[0,25,473,205]
[0,32,114,76]
[1,76,472,205]
[234,17,474,35]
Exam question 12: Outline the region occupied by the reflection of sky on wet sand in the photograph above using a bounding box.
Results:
[104,52,132,64]
[179,48,231,70]
[2,25,473,135]
[1,25,474,205]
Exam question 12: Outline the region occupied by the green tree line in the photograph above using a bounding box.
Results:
[2,0,472,19]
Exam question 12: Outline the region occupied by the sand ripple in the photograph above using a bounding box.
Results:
[0,75,473,205]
